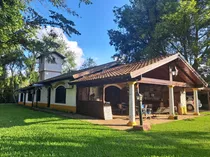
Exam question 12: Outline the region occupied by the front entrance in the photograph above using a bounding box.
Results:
[105,86,121,108]
[47,87,51,107]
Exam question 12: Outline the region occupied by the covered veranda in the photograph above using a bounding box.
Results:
[71,53,208,126]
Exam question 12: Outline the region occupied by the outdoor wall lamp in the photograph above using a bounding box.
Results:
[171,66,178,76]
[136,95,140,100]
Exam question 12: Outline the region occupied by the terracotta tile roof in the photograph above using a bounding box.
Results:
[33,62,119,84]
[72,54,173,83]
[19,53,208,90]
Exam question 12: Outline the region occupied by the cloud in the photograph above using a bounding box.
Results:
[37,26,84,69]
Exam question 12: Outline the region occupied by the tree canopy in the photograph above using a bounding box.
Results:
[108,0,178,62]
[108,0,210,73]
[81,57,97,69]
[0,0,91,102]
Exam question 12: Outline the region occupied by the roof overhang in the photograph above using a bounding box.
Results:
[130,53,208,87]
[130,53,179,78]
[36,51,66,59]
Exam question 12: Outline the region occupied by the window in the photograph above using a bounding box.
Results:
[36,89,41,101]
[20,93,24,102]
[78,87,89,101]
[78,86,103,101]
[89,87,102,101]
[55,86,66,104]
[28,92,33,101]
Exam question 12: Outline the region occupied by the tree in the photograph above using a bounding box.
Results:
[0,0,91,81]
[108,0,178,63]
[156,0,210,71]
[81,58,97,69]
[0,0,91,102]
[109,0,210,71]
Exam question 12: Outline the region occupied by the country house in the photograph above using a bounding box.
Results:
[18,52,209,126]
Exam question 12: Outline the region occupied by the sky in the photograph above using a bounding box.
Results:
[30,0,130,68]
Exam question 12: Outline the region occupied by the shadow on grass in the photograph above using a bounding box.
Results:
[1,104,210,156]
[0,104,111,131]
[1,130,210,157]
[0,104,67,128]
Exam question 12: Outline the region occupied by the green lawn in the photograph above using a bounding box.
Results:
[0,104,210,157]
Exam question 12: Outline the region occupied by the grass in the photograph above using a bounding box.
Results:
[0,104,210,157]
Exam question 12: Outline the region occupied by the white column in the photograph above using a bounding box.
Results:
[33,90,36,106]
[18,93,21,102]
[180,89,187,115]
[25,93,28,103]
[168,85,175,119]
[193,88,200,115]
[127,82,136,126]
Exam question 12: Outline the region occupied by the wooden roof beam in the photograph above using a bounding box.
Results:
[138,77,192,87]
[175,63,197,85]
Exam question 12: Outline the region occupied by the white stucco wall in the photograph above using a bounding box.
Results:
[39,54,63,72]
[66,86,77,107]
[41,71,61,80]
[40,87,48,104]
[19,79,77,110]
[50,80,76,107]
[44,54,63,72]
[39,54,64,80]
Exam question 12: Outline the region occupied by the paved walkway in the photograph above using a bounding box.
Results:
[87,113,200,130]
[31,106,203,131]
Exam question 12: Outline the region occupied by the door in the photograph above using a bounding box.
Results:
[47,87,51,107]
[105,86,121,108]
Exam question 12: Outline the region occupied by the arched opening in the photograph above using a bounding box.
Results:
[36,89,41,102]
[47,87,51,107]
[20,93,24,102]
[55,86,66,104]
[105,86,121,109]
[104,84,122,90]
[28,92,32,101]
[105,85,129,115]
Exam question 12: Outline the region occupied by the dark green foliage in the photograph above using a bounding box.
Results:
[0,0,91,102]
[108,0,178,62]
[157,0,210,71]
[109,0,210,70]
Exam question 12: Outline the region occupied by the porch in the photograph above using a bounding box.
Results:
[30,104,204,131]
[72,54,208,126]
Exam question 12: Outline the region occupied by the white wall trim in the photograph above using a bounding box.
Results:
[104,84,123,90]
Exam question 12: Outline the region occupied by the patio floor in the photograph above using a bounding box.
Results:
[86,112,201,130]
[32,106,205,131]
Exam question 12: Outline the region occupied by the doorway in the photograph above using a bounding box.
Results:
[105,86,121,109]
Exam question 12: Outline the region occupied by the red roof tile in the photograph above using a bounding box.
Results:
[72,54,173,82]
